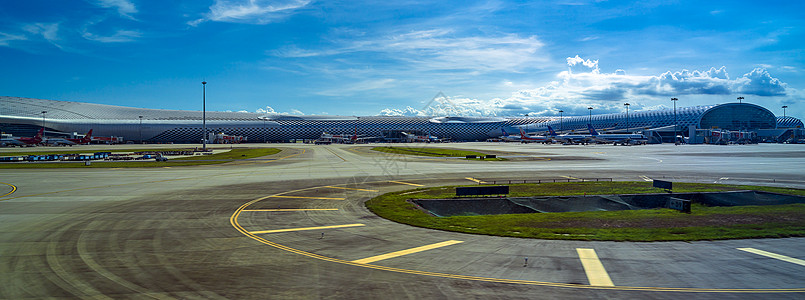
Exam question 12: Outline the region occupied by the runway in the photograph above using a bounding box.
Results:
[1,143,804,299]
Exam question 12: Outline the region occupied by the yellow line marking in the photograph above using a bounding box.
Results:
[738,248,805,267]
[353,240,464,264]
[267,195,345,200]
[640,175,652,181]
[577,248,615,287]
[561,175,579,180]
[243,208,339,212]
[0,182,17,199]
[250,223,365,234]
[325,186,378,192]
[324,147,347,162]
[230,182,805,293]
[389,180,423,187]
[465,177,486,184]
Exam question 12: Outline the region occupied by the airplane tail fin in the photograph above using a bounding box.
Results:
[519,128,527,138]
[547,126,557,136]
[587,124,599,136]
[501,129,509,136]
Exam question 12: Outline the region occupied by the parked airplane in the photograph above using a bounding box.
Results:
[66,129,93,145]
[586,124,648,145]
[2,128,44,146]
[44,129,94,146]
[547,125,593,144]
[498,129,522,142]
[402,132,443,143]
[0,133,25,147]
[518,128,552,143]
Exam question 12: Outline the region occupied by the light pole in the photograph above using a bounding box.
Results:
[41,111,47,135]
[782,105,788,118]
[671,98,678,144]
[138,116,143,143]
[525,113,529,132]
[737,96,744,103]
[624,103,630,133]
[587,107,593,126]
[558,110,564,132]
[202,81,207,150]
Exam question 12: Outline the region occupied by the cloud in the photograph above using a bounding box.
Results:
[375,56,796,118]
[82,29,142,43]
[274,29,549,74]
[256,106,305,115]
[189,0,312,26]
[737,68,787,96]
[0,32,27,46]
[22,23,63,49]
[94,0,138,18]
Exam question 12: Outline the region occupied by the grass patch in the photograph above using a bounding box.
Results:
[371,146,505,160]
[365,181,805,241]
[0,148,194,157]
[0,148,281,169]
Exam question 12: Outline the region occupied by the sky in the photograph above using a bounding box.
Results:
[1,0,803,119]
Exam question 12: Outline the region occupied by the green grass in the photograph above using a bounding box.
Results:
[0,148,196,157]
[371,146,505,160]
[365,181,805,241]
[0,148,281,168]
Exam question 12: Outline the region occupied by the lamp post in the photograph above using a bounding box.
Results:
[202,81,207,150]
[624,103,630,133]
[558,110,564,132]
[671,98,678,144]
[737,96,744,103]
[782,105,788,118]
[41,111,47,135]
[138,116,143,143]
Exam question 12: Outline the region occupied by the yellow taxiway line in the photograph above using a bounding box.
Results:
[267,195,345,200]
[250,223,365,234]
[230,182,805,293]
[325,186,378,192]
[353,240,464,264]
[738,248,805,267]
[577,248,615,286]
[388,180,423,187]
[561,175,580,180]
[0,182,17,199]
[242,208,339,212]
[464,177,486,184]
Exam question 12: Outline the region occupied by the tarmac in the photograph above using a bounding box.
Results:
[1,142,804,299]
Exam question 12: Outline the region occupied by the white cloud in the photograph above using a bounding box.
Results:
[189,0,312,26]
[0,32,27,46]
[256,105,305,115]
[82,29,141,43]
[376,56,797,118]
[22,23,63,49]
[275,29,549,74]
[94,0,138,18]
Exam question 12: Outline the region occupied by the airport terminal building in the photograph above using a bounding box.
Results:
[1,96,802,144]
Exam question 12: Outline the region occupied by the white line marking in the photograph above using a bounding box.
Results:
[738,248,805,267]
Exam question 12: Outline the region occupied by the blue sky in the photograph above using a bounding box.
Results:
[1,0,803,118]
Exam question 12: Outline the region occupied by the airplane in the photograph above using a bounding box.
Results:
[518,128,552,143]
[585,124,648,145]
[547,125,593,144]
[401,132,443,143]
[498,129,522,142]
[2,128,44,146]
[0,133,26,147]
[66,129,93,145]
